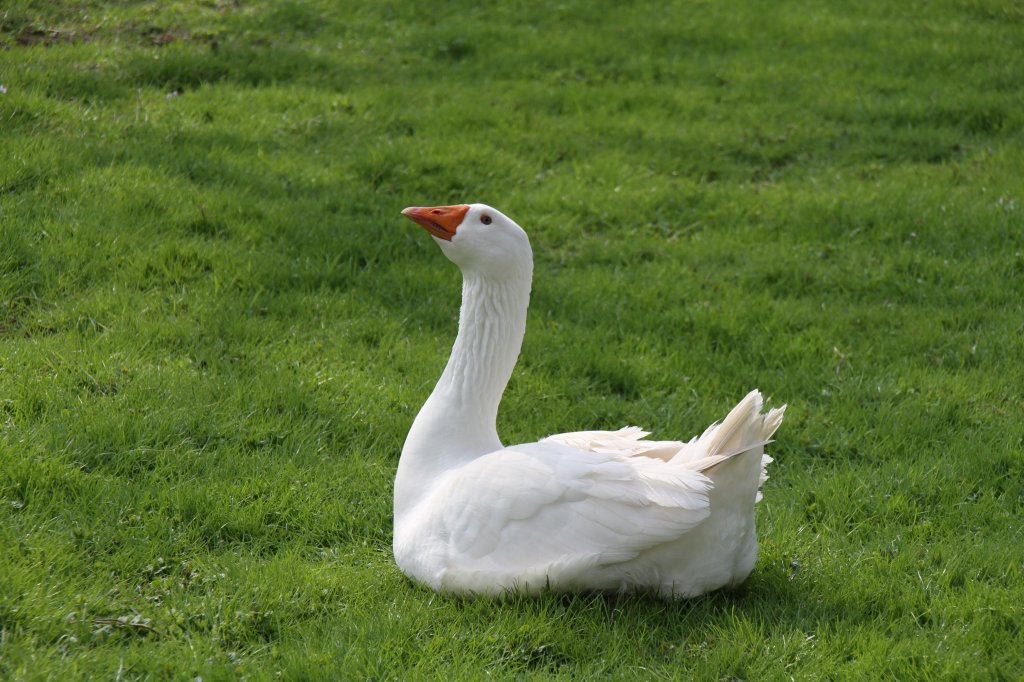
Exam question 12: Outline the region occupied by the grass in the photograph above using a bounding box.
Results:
[1,0,1022,678]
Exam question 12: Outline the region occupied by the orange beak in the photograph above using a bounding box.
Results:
[401,204,470,242]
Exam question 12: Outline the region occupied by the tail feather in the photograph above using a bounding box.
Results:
[672,391,786,477]
[699,389,763,457]
[754,404,786,501]
[759,405,786,441]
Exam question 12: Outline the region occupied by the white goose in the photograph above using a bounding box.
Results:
[395,203,785,598]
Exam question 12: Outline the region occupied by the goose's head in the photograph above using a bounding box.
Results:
[401,203,531,279]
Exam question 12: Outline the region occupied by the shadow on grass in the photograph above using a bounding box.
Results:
[379,559,858,675]
[527,559,850,630]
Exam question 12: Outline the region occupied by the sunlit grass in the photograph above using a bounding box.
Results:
[1,0,1022,678]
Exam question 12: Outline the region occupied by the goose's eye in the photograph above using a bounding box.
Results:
[481,215,493,225]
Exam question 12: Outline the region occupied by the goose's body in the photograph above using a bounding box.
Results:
[395,203,784,598]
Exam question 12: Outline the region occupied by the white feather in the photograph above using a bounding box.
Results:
[394,203,786,598]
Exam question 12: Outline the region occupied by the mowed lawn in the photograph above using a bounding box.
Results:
[2,0,1022,679]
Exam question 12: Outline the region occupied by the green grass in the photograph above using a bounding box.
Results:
[1,0,1022,678]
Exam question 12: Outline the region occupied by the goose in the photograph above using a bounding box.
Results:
[395,203,785,598]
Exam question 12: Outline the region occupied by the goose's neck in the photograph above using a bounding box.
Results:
[400,267,532,481]
[435,271,531,426]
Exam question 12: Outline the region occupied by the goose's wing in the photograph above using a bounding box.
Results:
[542,426,687,461]
[430,440,712,593]
[546,391,786,476]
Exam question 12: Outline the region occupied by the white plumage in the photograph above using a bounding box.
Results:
[394,203,785,598]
